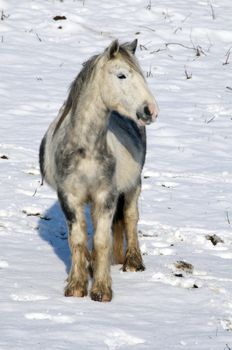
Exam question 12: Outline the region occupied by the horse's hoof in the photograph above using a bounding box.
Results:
[90,287,112,302]
[122,263,145,272]
[122,249,145,272]
[90,292,112,302]
[64,284,87,298]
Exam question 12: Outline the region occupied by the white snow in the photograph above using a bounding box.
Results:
[1,0,232,349]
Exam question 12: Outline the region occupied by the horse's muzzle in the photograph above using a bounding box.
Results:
[136,103,158,126]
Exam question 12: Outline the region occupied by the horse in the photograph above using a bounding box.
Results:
[39,39,158,302]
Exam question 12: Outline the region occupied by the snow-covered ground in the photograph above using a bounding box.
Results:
[1,0,232,349]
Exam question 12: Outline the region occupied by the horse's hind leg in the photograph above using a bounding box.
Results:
[123,184,145,272]
[58,190,88,297]
[113,220,124,264]
[112,195,125,264]
[90,191,117,302]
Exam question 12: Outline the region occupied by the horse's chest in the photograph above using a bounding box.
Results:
[115,150,141,192]
[107,132,142,193]
[78,158,100,180]
[74,154,115,186]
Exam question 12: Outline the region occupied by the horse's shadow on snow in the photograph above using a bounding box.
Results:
[38,201,93,274]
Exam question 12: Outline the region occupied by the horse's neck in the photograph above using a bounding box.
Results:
[71,90,109,151]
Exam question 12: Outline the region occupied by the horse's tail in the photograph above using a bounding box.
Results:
[39,135,47,183]
[112,194,125,264]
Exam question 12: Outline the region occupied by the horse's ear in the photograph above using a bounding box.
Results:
[123,39,138,55]
[107,39,120,59]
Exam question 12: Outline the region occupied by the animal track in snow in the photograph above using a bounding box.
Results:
[104,330,145,349]
[151,272,201,289]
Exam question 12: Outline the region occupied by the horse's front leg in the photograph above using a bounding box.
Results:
[58,190,88,297]
[123,184,145,272]
[91,191,117,302]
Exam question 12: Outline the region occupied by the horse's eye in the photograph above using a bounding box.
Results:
[117,73,126,79]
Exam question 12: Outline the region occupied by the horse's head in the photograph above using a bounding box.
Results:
[99,39,158,127]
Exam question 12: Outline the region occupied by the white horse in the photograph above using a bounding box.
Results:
[39,39,158,302]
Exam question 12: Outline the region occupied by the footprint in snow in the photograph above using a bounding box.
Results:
[104,330,145,350]
[151,261,202,289]
[151,271,200,289]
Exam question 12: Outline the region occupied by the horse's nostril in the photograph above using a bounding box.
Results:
[144,105,152,117]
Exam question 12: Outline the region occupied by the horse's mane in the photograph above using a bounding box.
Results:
[53,44,143,137]
[53,54,100,136]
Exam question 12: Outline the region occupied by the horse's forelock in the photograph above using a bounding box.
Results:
[117,46,144,77]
